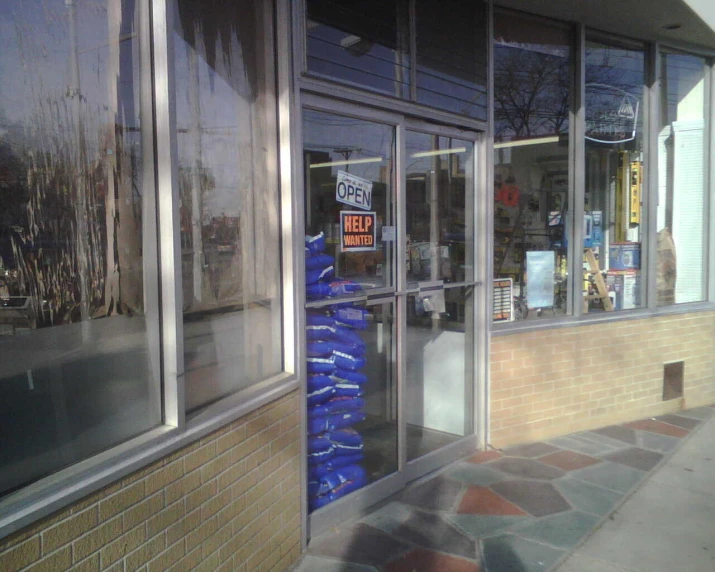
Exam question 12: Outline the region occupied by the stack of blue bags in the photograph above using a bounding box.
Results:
[305,232,369,511]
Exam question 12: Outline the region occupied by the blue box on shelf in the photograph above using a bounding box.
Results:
[609,242,640,270]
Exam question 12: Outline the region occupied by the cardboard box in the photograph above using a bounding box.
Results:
[609,242,640,270]
[606,270,640,310]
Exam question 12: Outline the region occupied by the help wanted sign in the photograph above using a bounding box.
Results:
[336,171,372,210]
[340,211,376,252]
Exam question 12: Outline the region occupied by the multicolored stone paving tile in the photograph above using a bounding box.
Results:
[300,407,714,572]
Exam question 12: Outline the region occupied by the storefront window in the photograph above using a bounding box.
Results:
[306,0,411,98]
[0,0,160,497]
[583,38,646,313]
[305,1,488,120]
[174,0,283,411]
[657,50,709,305]
[414,0,487,119]
[493,12,571,321]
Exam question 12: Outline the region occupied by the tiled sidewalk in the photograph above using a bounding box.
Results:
[297,405,714,572]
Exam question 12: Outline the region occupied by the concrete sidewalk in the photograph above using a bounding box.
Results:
[557,408,715,572]
[297,405,715,572]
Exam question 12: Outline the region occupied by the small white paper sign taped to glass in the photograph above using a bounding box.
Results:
[526,251,555,309]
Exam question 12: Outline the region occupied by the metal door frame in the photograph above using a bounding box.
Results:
[301,96,488,538]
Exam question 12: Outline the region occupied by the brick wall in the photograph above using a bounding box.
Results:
[490,312,715,447]
[0,392,302,572]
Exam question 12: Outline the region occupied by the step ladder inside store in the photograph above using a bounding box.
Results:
[583,248,614,313]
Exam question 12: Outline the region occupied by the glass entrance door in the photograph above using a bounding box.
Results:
[302,99,481,524]
[403,129,475,464]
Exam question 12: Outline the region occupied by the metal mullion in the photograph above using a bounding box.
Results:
[570,23,586,318]
[396,116,407,474]
[404,118,479,142]
[709,57,715,303]
[152,0,184,429]
[474,129,489,448]
[139,0,162,422]
[408,0,417,101]
[299,76,489,132]
[646,42,661,309]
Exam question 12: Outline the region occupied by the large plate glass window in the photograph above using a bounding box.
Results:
[583,38,646,313]
[493,12,571,321]
[304,1,488,121]
[305,0,411,98]
[174,0,283,411]
[657,50,709,305]
[0,0,160,497]
[414,0,487,119]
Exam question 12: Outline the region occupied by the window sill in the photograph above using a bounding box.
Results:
[0,372,298,541]
[491,301,715,336]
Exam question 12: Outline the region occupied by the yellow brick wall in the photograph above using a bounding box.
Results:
[0,392,302,572]
[490,312,715,448]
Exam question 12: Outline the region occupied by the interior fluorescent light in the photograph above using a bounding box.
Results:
[310,157,383,168]
[410,147,467,158]
[494,136,560,149]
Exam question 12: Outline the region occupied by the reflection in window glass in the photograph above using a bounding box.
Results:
[0,0,160,497]
[493,13,571,320]
[306,0,410,98]
[584,39,645,313]
[657,51,708,305]
[174,0,283,411]
[415,0,487,119]
[406,132,474,286]
[303,110,395,291]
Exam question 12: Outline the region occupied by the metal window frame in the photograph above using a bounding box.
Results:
[295,0,490,132]
[298,83,488,537]
[492,11,715,334]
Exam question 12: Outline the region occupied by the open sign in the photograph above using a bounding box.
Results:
[336,171,372,210]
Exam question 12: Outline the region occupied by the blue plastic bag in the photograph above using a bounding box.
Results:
[308,465,368,510]
[308,453,364,479]
[307,411,366,435]
[308,340,365,358]
[306,324,335,341]
[332,350,366,371]
[334,306,369,329]
[305,232,326,255]
[308,397,365,418]
[307,384,335,406]
[306,254,335,270]
[306,356,336,374]
[305,265,335,285]
[332,369,368,385]
[306,282,332,299]
[334,383,363,398]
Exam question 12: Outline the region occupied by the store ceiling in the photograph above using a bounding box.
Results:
[493,0,715,51]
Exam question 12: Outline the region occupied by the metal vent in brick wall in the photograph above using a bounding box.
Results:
[663,361,684,401]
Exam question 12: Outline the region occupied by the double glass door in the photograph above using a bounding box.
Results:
[303,97,481,524]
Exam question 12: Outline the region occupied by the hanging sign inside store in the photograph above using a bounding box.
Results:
[493,278,514,322]
[340,210,377,252]
[585,83,639,144]
[336,171,373,210]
